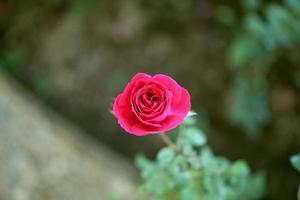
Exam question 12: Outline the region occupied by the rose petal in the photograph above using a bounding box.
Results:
[171,88,191,117]
[130,73,151,82]
[153,74,183,104]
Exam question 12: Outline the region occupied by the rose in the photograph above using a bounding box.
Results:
[113,73,191,136]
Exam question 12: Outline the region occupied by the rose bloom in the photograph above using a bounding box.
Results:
[113,73,191,136]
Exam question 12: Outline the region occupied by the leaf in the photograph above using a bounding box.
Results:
[245,14,266,39]
[184,111,197,125]
[290,154,300,172]
[173,155,186,166]
[157,147,175,164]
[200,147,215,168]
[185,127,207,146]
[182,141,195,156]
[187,111,197,117]
[286,0,300,13]
[229,160,250,177]
[247,172,266,199]
[180,183,199,200]
[135,154,156,178]
[266,4,293,46]
[230,76,270,137]
[189,155,202,169]
[135,154,150,169]
[229,36,257,68]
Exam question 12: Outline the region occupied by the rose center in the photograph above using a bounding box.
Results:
[140,91,160,108]
[131,83,168,118]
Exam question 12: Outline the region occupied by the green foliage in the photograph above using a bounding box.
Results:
[290,154,300,172]
[230,75,270,136]
[157,147,176,164]
[290,154,300,199]
[216,0,300,136]
[136,117,266,200]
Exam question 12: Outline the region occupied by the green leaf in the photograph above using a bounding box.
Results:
[189,155,202,169]
[157,147,175,164]
[180,183,199,200]
[245,172,266,199]
[290,154,300,172]
[135,154,156,178]
[286,0,300,13]
[200,147,216,168]
[229,36,257,68]
[135,154,150,169]
[266,4,293,46]
[245,14,266,39]
[230,76,270,137]
[229,160,250,177]
[184,111,197,125]
[182,142,195,156]
[185,127,207,146]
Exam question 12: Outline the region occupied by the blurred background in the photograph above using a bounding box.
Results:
[0,0,300,199]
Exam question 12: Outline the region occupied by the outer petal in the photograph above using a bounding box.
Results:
[153,74,182,104]
[130,73,151,82]
[170,87,191,117]
[129,123,161,136]
[131,115,186,136]
[113,94,135,132]
[158,115,185,133]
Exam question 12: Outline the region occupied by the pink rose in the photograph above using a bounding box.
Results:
[113,73,191,136]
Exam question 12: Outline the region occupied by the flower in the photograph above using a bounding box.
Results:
[113,73,191,136]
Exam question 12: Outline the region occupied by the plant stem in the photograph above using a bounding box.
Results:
[159,133,177,150]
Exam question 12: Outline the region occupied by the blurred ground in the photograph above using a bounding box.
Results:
[0,69,138,200]
[0,0,300,199]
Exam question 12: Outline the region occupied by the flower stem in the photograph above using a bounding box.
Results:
[159,133,176,150]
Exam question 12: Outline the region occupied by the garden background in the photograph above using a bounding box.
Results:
[0,0,300,199]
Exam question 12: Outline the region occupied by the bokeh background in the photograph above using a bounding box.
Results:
[0,0,300,199]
